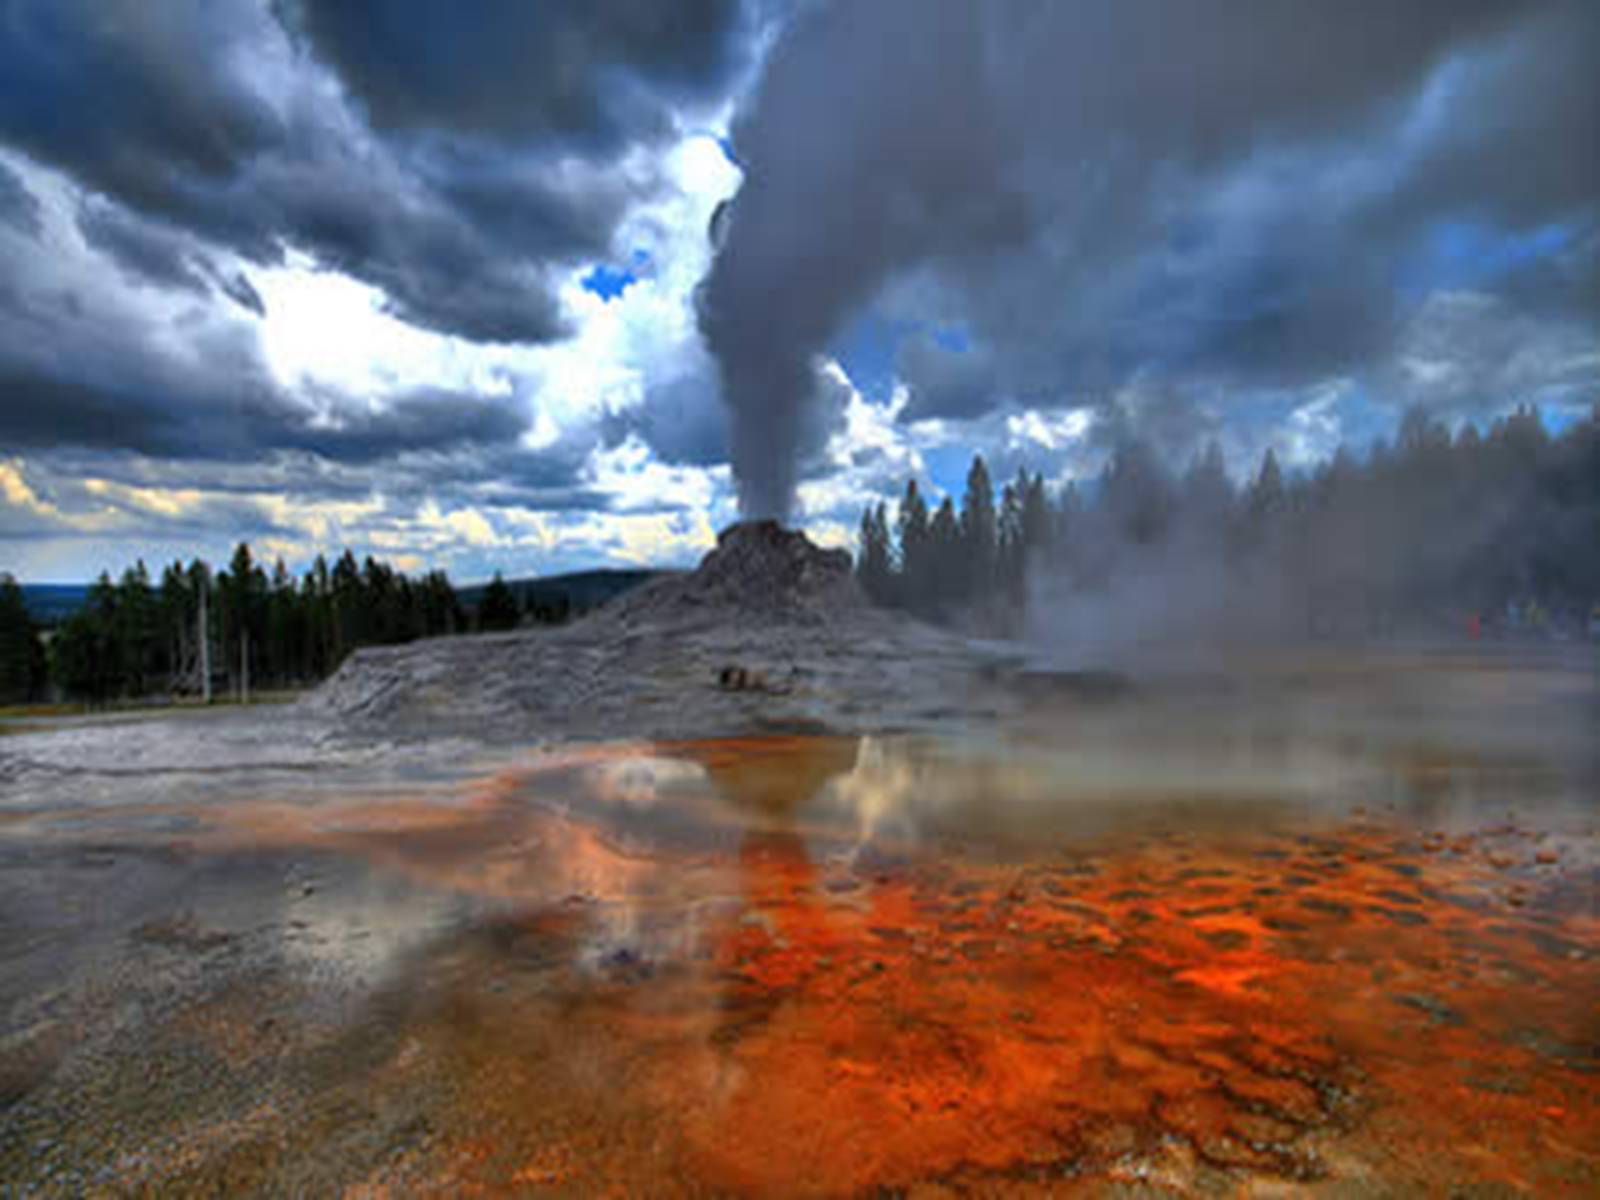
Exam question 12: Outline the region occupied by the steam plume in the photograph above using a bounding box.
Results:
[698,0,1593,518]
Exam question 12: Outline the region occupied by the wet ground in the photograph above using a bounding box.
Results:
[1,655,1597,1195]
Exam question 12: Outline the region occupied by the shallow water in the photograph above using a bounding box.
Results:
[1,672,1597,1194]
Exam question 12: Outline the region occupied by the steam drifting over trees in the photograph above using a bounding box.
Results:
[856,406,1600,648]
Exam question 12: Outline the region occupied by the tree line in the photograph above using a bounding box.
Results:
[1,545,478,706]
[856,403,1600,640]
[856,456,1054,620]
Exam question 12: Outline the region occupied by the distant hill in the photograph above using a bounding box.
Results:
[456,568,670,620]
[19,584,89,626]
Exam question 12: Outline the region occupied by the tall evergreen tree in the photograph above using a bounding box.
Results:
[218,543,266,697]
[266,559,299,684]
[1248,447,1286,520]
[0,574,43,704]
[116,561,159,697]
[855,502,894,604]
[478,572,521,632]
[158,561,193,693]
[997,474,1027,601]
[929,497,962,612]
[897,479,930,600]
[960,455,997,600]
[1184,440,1233,530]
[1022,472,1052,556]
[330,550,362,664]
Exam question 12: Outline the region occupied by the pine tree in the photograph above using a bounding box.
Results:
[1184,440,1233,529]
[929,497,962,612]
[1021,472,1052,556]
[478,572,521,632]
[897,479,930,600]
[0,574,43,704]
[330,550,362,664]
[304,555,332,678]
[116,561,159,697]
[50,610,101,704]
[218,543,266,698]
[856,502,894,604]
[158,561,193,693]
[960,455,997,600]
[1248,447,1286,520]
[997,474,1026,601]
[266,559,298,685]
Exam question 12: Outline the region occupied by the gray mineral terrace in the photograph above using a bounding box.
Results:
[309,519,1022,742]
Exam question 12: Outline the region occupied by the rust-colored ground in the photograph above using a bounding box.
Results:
[3,735,1596,1195]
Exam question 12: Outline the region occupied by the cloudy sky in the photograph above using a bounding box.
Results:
[1,1,1594,582]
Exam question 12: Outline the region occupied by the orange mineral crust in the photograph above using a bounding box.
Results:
[368,821,1594,1195]
[206,738,1589,1197]
[2,735,1594,1196]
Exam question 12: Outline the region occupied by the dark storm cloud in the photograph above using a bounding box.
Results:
[0,258,534,469]
[1364,4,1598,238]
[0,351,532,469]
[0,308,283,461]
[281,0,751,152]
[217,270,266,317]
[896,334,1002,423]
[703,0,1597,514]
[480,486,613,514]
[75,199,212,296]
[0,2,283,211]
[0,0,753,346]
[281,389,532,465]
[607,371,731,468]
[0,158,41,235]
[38,450,380,504]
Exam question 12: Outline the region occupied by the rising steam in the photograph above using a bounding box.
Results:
[698,0,1593,518]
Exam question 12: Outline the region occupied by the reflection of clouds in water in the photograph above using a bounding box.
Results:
[229,718,1584,986]
[584,756,709,807]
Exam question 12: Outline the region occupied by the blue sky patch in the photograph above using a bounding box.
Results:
[580,264,636,301]
[1398,219,1572,301]
[829,311,921,402]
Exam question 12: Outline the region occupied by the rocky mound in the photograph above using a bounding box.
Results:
[593,519,860,629]
[310,521,1012,742]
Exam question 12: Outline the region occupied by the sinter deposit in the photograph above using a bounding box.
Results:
[311,521,1012,741]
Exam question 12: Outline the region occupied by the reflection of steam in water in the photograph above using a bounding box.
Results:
[828,736,918,855]
[39,705,1584,996]
[804,719,1594,857]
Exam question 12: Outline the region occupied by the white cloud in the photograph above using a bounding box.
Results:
[1386,289,1600,419]
[797,364,926,528]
